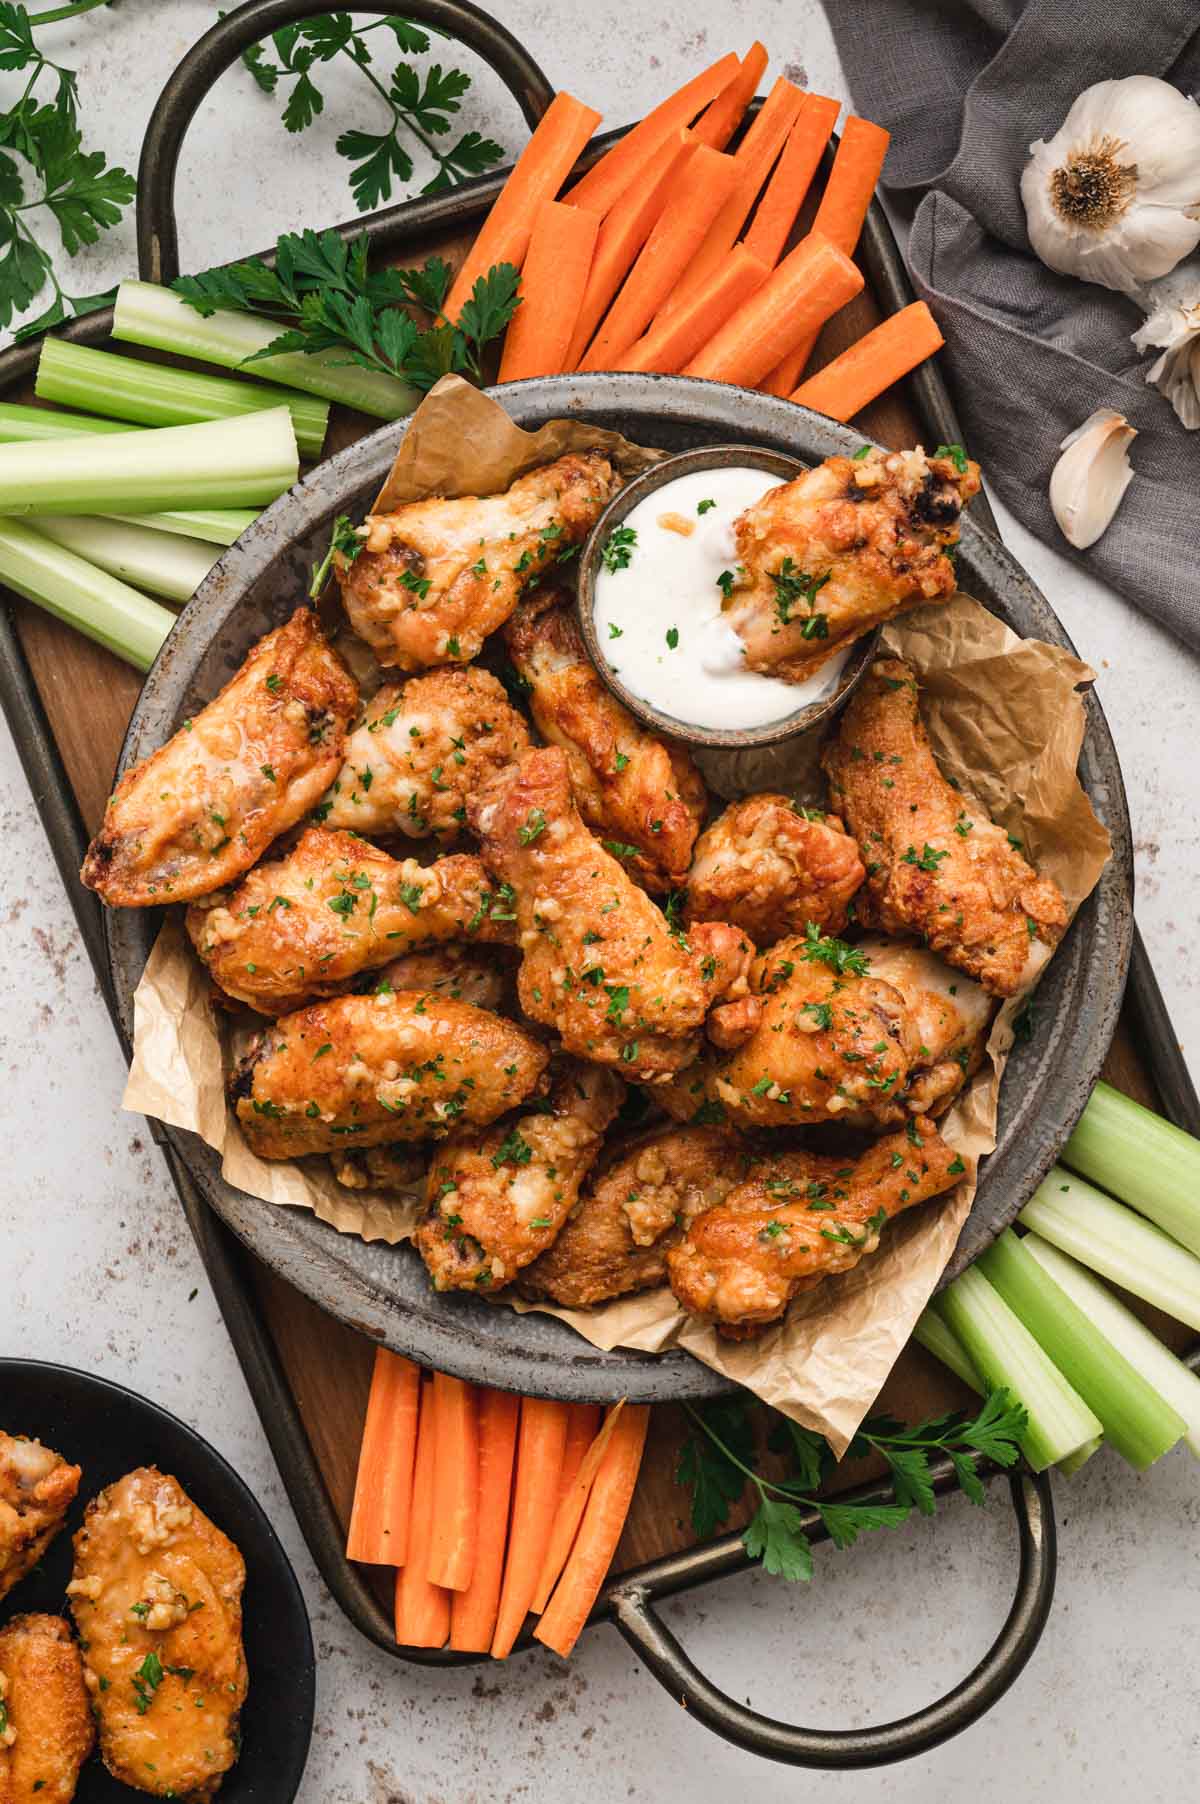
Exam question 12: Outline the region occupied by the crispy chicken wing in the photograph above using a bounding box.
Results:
[375,944,511,1012]
[187,827,515,1014]
[330,1144,426,1194]
[67,1467,246,1800]
[81,608,357,906]
[685,794,864,942]
[415,1059,624,1292]
[724,446,980,683]
[822,659,1069,995]
[231,990,549,1159]
[0,1614,94,1804]
[853,938,992,1121]
[0,1433,80,1604]
[504,590,706,890]
[319,666,530,837]
[337,452,623,670]
[668,1116,963,1336]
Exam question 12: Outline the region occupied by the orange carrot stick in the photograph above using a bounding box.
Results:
[580,145,739,372]
[394,1377,451,1649]
[789,301,945,422]
[534,1405,650,1660]
[449,1387,520,1653]
[498,201,600,381]
[614,245,769,374]
[683,234,863,388]
[426,1372,478,1592]
[490,1397,571,1659]
[559,1404,603,1499]
[530,1402,623,1616]
[346,1348,420,1567]
[743,92,841,266]
[692,41,769,149]
[562,52,739,216]
[444,92,601,322]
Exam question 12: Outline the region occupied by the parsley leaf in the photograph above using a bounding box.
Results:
[799,921,870,976]
[744,1496,814,1581]
[601,524,637,574]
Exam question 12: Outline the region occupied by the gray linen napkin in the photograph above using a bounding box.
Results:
[822,0,1200,651]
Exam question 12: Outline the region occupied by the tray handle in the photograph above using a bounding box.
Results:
[136,0,557,284]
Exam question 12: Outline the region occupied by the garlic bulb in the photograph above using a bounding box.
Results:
[1021,76,1200,295]
[1048,410,1136,549]
[1132,258,1200,428]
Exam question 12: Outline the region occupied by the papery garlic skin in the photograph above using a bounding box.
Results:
[1022,76,1200,295]
[1049,409,1137,549]
[1132,259,1200,429]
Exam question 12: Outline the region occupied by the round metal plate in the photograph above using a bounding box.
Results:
[105,375,1133,1401]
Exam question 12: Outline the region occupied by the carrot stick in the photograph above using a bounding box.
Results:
[534,1405,650,1660]
[490,1397,571,1659]
[498,201,600,381]
[562,52,739,216]
[425,1372,478,1591]
[444,92,601,322]
[614,245,769,374]
[788,301,945,422]
[580,145,739,372]
[394,1377,451,1648]
[530,1402,622,1615]
[346,1349,420,1567]
[743,92,841,266]
[559,1404,603,1499]
[449,1387,520,1653]
[692,42,768,149]
[683,234,863,389]
[565,130,695,370]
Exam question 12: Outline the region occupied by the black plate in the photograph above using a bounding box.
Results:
[0,1360,314,1801]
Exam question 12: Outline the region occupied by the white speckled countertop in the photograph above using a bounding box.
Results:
[3,5,1199,1798]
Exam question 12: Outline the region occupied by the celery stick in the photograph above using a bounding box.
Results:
[0,408,297,515]
[0,401,127,442]
[28,516,218,605]
[107,509,255,548]
[940,1265,1103,1472]
[914,1303,983,1393]
[1021,1169,1200,1332]
[113,281,419,421]
[1023,1234,1200,1459]
[1064,1080,1200,1258]
[0,520,172,670]
[979,1230,1185,1469]
[36,337,328,460]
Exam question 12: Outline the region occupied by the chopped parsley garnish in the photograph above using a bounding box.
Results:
[398,882,424,915]
[901,843,950,873]
[603,840,640,862]
[132,1650,164,1716]
[799,922,869,976]
[697,497,717,514]
[716,568,736,600]
[491,1129,534,1168]
[934,442,969,474]
[769,557,830,631]
[518,808,547,845]
[608,622,623,640]
[601,525,638,573]
[802,1001,833,1029]
[665,625,679,650]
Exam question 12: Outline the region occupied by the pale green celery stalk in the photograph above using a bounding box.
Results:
[0,409,298,516]
[107,510,256,547]
[1021,1168,1200,1333]
[979,1230,1185,1470]
[0,520,172,671]
[113,281,420,421]
[1023,1234,1200,1460]
[27,516,218,605]
[940,1265,1103,1472]
[36,338,329,460]
[1064,1079,1200,1258]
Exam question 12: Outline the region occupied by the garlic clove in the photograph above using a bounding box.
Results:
[1132,257,1200,429]
[1048,409,1137,549]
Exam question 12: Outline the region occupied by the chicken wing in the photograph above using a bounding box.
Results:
[67,1467,246,1800]
[853,938,992,1120]
[374,944,511,1013]
[337,451,623,670]
[467,746,744,1081]
[0,1433,80,1605]
[330,1144,426,1194]
[504,590,706,890]
[415,1059,624,1292]
[684,794,864,942]
[231,990,549,1159]
[187,827,515,1014]
[667,1116,963,1336]
[81,608,357,906]
[0,1614,94,1804]
[822,659,1069,996]
[723,446,981,683]
[318,666,530,838]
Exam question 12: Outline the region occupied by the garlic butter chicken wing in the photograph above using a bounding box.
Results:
[68,1467,246,1800]
[0,1614,94,1804]
[416,1059,624,1291]
[0,1433,80,1604]
[81,608,357,906]
[724,446,981,683]
[668,1117,962,1337]
[187,827,514,1014]
[504,590,706,891]
[823,659,1068,996]
[685,794,864,942]
[337,452,623,671]
[232,990,548,1159]
[319,666,530,837]
[856,938,991,1119]
[375,944,510,1013]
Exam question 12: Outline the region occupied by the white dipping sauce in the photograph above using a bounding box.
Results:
[592,466,850,731]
